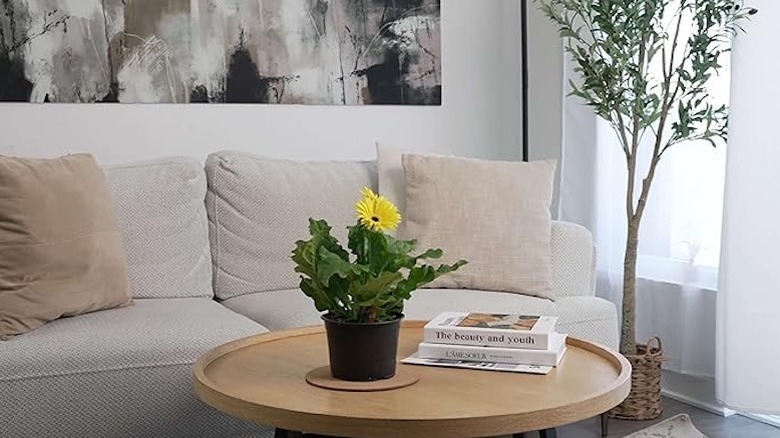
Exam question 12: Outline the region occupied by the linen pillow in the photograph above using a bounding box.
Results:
[402,154,557,299]
[0,154,131,340]
[376,143,450,217]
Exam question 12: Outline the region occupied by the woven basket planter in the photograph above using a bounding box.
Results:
[610,337,665,421]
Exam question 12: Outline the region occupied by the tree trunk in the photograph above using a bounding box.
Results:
[620,218,640,355]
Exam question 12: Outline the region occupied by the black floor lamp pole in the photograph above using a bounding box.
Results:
[521,0,530,162]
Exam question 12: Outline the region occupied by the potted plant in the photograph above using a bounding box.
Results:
[538,0,755,420]
[291,188,466,381]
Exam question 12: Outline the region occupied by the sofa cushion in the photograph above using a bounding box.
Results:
[0,298,266,382]
[205,151,377,300]
[1,362,274,438]
[556,296,619,349]
[0,298,270,438]
[0,154,131,340]
[222,290,324,331]
[220,289,555,332]
[403,154,557,299]
[106,157,213,299]
[222,288,618,349]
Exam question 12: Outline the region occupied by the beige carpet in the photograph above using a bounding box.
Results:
[622,414,708,438]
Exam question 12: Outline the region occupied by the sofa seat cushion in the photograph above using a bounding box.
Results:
[222,289,618,349]
[0,298,267,382]
[0,298,271,438]
[222,289,559,332]
[222,290,323,331]
[556,296,618,349]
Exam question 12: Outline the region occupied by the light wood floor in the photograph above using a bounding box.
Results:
[552,397,780,437]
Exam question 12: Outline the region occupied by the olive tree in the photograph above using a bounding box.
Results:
[537,0,756,354]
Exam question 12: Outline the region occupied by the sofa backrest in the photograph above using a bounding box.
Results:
[105,157,213,299]
[205,151,377,301]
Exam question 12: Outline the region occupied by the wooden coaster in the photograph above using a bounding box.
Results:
[305,366,419,392]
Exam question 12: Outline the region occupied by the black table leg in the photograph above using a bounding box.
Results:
[274,429,303,438]
[512,434,527,438]
[601,412,609,437]
[539,428,558,438]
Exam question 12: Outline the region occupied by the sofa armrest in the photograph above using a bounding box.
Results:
[551,221,597,298]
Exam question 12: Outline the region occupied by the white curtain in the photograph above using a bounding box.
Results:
[558,29,729,378]
[716,0,780,414]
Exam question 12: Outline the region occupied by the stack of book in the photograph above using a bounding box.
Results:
[402,311,567,375]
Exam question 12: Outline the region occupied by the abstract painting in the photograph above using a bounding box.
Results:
[0,0,441,105]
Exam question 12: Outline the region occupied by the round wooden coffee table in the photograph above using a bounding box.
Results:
[194,321,630,438]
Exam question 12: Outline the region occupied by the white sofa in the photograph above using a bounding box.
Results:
[0,151,618,438]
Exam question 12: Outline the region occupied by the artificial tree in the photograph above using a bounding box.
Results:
[538,0,756,355]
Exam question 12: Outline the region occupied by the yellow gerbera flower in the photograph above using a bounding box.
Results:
[355,187,401,232]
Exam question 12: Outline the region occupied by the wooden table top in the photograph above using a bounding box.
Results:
[194,321,631,438]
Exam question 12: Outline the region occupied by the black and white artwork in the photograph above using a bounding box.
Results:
[0,0,441,104]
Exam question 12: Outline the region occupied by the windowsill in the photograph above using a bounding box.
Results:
[637,255,719,292]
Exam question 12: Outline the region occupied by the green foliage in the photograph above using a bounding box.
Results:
[538,0,755,156]
[292,219,467,323]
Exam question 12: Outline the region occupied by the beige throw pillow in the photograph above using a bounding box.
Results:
[376,143,451,236]
[402,154,557,300]
[0,154,131,340]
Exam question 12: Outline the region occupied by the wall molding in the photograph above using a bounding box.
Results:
[661,370,735,417]
[663,370,780,430]
[661,388,735,417]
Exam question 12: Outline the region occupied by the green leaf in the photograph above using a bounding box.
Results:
[299,278,334,314]
[349,271,404,306]
[415,248,443,260]
[393,260,469,300]
[315,246,357,287]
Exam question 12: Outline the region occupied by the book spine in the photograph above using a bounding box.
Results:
[417,343,559,367]
[423,326,549,350]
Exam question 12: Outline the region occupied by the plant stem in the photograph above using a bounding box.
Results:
[620,217,639,355]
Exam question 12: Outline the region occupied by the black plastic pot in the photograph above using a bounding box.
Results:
[322,315,403,381]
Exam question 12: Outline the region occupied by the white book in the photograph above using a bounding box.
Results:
[401,353,552,375]
[423,311,558,350]
[417,334,567,367]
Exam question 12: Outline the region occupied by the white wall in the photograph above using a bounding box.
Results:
[0,1,525,165]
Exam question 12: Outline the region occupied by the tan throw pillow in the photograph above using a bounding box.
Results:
[0,154,131,340]
[402,154,557,300]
